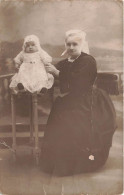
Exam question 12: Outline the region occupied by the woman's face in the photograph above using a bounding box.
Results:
[65,36,82,58]
[25,41,38,53]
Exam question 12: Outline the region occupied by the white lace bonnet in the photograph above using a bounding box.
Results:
[23,35,52,63]
[61,29,89,56]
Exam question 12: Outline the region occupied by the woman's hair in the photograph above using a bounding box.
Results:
[65,33,83,43]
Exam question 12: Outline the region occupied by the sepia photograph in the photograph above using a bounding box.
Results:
[0,0,123,194]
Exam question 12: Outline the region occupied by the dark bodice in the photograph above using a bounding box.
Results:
[57,52,97,94]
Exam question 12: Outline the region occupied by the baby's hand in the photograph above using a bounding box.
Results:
[15,63,20,72]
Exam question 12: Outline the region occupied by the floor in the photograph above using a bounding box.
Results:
[0,94,123,195]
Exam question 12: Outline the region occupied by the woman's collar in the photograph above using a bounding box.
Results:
[67,52,87,62]
[68,53,81,62]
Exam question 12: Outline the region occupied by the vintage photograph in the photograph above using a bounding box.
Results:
[0,0,123,194]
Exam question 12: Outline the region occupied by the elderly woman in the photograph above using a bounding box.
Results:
[40,30,117,176]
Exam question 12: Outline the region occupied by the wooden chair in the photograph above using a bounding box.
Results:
[10,87,53,165]
[95,73,119,95]
[53,72,120,96]
[11,91,40,165]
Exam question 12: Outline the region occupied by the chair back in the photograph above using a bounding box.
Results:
[95,73,119,95]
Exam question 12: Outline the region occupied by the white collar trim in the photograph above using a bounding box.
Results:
[68,54,81,62]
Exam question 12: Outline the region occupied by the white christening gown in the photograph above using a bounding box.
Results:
[10,51,54,93]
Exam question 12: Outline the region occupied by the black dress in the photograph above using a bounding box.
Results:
[40,52,117,176]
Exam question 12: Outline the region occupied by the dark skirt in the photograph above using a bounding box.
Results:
[40,87,117,176]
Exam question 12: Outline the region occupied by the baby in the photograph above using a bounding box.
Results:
[9,35,54,94]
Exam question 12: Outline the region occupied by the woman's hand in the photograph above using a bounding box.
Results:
[45,63,60,77]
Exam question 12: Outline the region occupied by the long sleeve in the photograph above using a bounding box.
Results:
[56,60,70,93]
[14,51,24,65]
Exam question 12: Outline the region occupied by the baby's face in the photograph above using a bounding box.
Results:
[25,41,38,53]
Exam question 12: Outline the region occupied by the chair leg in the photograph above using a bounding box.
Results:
[29,95,34,145]
[32,94,39,165]
[49,86,54,104]
[11,94,16,162]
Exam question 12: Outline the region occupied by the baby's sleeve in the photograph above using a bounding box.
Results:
[39,49,52,64]
[14,51,23,65]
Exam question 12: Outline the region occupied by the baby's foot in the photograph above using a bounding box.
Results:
[17,83,27,93]
[40,87,48,95]
[17,83,24,90]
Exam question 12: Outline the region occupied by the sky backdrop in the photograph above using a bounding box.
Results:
[0,0,123,51]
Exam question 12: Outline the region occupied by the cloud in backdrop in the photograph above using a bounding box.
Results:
[0,0,123,50]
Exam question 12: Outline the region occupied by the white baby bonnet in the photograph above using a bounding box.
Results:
[23,35,52,63]
[61,29,90,56]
